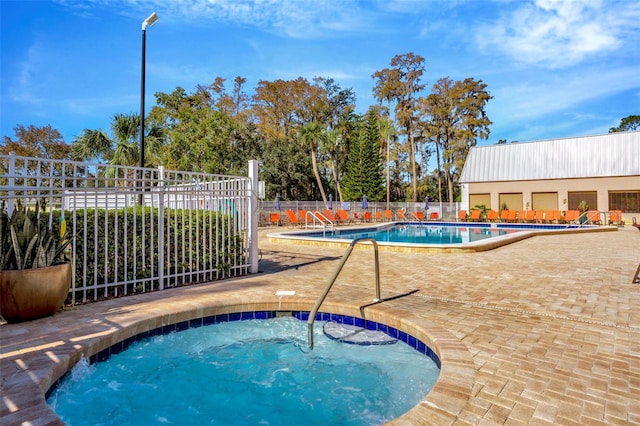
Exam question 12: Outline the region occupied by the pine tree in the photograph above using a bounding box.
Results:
[342,110,385,201]
[361,110,385,201]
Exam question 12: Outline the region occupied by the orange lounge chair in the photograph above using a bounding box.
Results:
[375,211,382,222]
[269,213,282,226]
[298,210,308,223]
[457,210,467,222]
[499,210,509,222]
[516,210,526,223]
[397,210,408,220]
[429,212,439,220]
[587,210,602,225]
[524,210,535,223]
[487,210,499,222]
[323,209,338,223]
[412,211,425,221]
[336,209,350,224]
[542,210,561,224]
[507,210,517,222]
[608,210,623,226]
[564,210,579,223]
[469,209,482,221]
[285,209,301,227]
[384,210,394,221]
[313,210,333,225]
[363,211,373,222]
[534,210,545,223]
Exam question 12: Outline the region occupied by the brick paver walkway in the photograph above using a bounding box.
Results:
[1,226,639,425]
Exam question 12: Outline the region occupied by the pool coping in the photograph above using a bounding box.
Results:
[267,221,617,253]
[3,227,639,424]
[0,294,476,425]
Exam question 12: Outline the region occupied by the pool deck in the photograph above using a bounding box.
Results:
[1,225,639,425]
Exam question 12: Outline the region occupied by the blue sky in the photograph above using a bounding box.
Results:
[2,0,639,147]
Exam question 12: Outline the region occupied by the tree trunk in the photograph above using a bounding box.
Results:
[331,159,343,203]
[447,169,454,203]
[311,143,328,205]
[386,135,390,209]
[435,137,443,203]
[409,124,417,202]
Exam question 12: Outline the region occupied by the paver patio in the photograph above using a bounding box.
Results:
[1,225,639,425]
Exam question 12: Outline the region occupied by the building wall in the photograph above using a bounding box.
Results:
[465,175,639,221]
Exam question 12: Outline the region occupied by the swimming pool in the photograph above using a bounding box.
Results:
[268,222,608,253]
[47,314,440,425]
[321,223,517,244]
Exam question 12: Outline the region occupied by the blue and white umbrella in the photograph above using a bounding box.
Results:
[275,193,281,211]
[361,194,368,210]
[424,196,429,210]
[328,193,333,209]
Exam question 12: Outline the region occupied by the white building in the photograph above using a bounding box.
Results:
[459,131,640,222]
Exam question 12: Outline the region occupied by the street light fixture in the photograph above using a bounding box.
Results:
[139,12,158,171]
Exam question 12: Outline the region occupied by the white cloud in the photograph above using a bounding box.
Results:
[62,94,139,116]
[488,65,640,126]
[474,0,637,69]
[10,42,46,105]
[267,64,365,82]
[69,0,372,39]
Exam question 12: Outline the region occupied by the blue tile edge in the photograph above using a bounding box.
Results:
[86,310,440,369]
[46,310,441,399]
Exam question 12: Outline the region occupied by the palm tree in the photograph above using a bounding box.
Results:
[71,113,165,184]
[72,113,165,168]
[71,129,113,163]
[142,123,166,167]
[299,122,328,206]
[110,113,141,167]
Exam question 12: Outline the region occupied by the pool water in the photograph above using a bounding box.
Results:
[321,224,517,244]
[47,317,440,425]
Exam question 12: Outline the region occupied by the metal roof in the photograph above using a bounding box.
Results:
[459,131,640,183]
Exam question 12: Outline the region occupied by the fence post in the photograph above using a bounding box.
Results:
[7,152,15,215]
[248,160,259,273]
[158,166,165,289]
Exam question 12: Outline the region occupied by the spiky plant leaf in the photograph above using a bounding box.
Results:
[1,205,71,271]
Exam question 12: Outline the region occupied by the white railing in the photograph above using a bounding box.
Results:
[1,153,254,304]
[258,200,461,225]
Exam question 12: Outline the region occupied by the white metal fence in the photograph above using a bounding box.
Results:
[1,153,253,304]
[257,200,462,224]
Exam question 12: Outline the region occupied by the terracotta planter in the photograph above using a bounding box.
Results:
[0,263,71,323]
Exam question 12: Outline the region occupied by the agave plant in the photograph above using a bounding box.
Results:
[0,204,71,271]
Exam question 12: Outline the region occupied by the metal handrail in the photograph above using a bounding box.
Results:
[307,237,381,349]
[305,210,334,233]
[566,211,597,228]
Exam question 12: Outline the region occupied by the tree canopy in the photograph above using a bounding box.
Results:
[2,124,70,159]
[2,52,501,203]
[609,115,640,132]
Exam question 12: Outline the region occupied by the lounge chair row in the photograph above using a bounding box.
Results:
[267,209,440,227]
[458,209,623,225]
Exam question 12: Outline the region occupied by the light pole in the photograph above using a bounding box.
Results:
[139,12,158,170]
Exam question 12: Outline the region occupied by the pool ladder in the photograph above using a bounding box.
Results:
[305,210,334,235]
[307,237,381,349]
